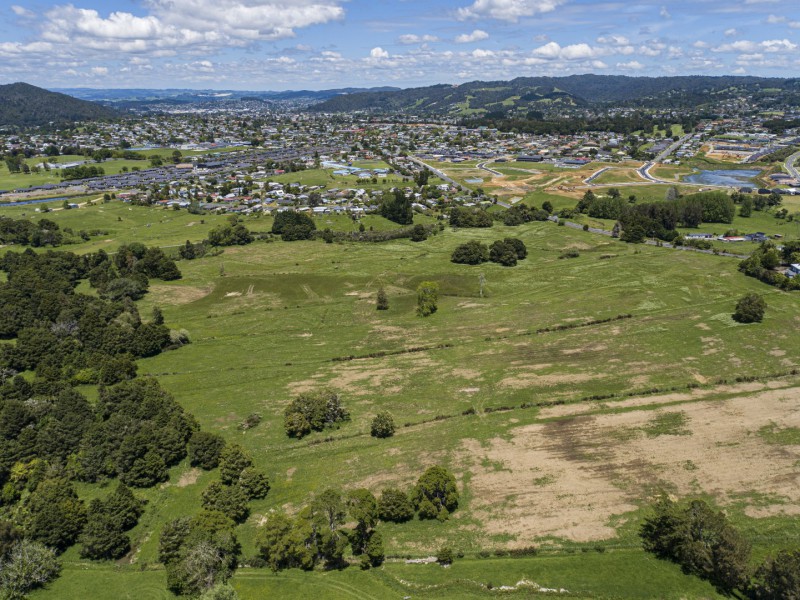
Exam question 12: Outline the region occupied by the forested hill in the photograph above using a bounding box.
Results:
[0,82,119,127]
[309,75,800,115]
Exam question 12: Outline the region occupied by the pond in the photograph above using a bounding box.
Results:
[684,169,760,186]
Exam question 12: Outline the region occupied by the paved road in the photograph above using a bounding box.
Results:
[409,156,464,190]
[654,133,693,163]
[786,151,800,180]
[476,161,504,177]
[584,167,613,184]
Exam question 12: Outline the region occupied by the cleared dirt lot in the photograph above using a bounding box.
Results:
[460,384,800,545]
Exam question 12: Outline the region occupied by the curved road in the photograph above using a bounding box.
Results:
[786,151,800,180]
[476,161,504,177]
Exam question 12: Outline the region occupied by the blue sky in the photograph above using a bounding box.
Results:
[0,0,798,90]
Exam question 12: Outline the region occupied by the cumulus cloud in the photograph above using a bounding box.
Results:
[532,41,598,60]
[370,47,389,59]
[713,38,797,53]
[36,0,346,58]
[458,0,565,22]
[145,0,345,39]
[398,34,439,44]
[0,41,53,56]
[659,6,671,19]
[617,60,645,70]
[724,28,738,36]
[90,66,109,76]
[455,29,489,43]
[766,14,785,23]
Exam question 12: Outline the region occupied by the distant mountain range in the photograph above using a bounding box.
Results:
[51,86,402,109]
[309,75,800,115]
[0,83,118,127]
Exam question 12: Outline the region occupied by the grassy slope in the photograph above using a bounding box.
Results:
[13,203,800,599]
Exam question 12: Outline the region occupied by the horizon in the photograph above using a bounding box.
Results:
[33,72,799,95]
[1,0,799,90]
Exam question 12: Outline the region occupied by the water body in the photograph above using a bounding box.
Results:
[684,169,760,186]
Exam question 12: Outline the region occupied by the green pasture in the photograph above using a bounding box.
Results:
[8,203,800,599]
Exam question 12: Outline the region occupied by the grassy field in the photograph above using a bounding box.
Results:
[10,202,800,599]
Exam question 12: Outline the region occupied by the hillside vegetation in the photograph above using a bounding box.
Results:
[0,199,790,599]
[311,74,800,115]
[0,83,119,127]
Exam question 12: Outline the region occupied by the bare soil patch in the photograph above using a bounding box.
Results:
[177,468,201,488]
[149,284,212,305]
[460,384,800,546]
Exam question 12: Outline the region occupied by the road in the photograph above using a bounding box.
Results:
[654,133,693,163]
[476,161,504,177]
[786,151,800,180]
[584,167,613,184]
[408,156,463,190]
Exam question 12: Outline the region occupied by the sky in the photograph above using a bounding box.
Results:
[0,0,798,90]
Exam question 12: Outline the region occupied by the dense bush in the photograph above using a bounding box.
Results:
[380,189,413,225]
[412,466,459,520]
[451,241,488,265]
[189,432,227,470]
[370,412,396,438]
[641,496,751,594]
[378,488,414,523]
[207,223,253,246]
[449,206,493,228]
[283,390,350,439]
[733,293,767,323]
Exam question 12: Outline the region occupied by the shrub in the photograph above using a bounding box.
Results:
[376,287,389,311]
[370,412,395,438]
[378,488,414,523]
[437,547,454,566]
[451,241,489,265]
[188,431,225,471]
[283,390,350,439]
[416,281,439,317]
[412,466,459,520]
[732,293,766,323]
[489,240,517,266]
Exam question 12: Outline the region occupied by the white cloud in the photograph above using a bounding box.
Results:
[398,34,439,44]
[532,41,599,60]
[659,6,671,19]
[724,28,738,37]
[37,1,346,59]
[11,5,35,18]
[145,0,345,39]
[471,48,495,58]
[455,29,489,43]
[0,41,53,56]
[693,40,709,48]
[617,60,645,70]
[90,66,109,76]
[744,0,778,4]
[596,35,630,46]
[370,47,389,59]
[457,0,565,22]
[713,38,797,53]
[766,14,785,23]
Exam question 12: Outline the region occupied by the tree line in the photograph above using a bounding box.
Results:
[641,495,799,598]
